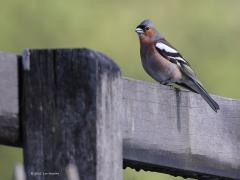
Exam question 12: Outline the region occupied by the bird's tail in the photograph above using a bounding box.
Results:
[191,80,220,112]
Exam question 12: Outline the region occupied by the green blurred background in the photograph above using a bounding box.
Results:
[0,0,240,179]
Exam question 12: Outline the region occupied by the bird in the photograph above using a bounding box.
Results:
[135,19,219,112]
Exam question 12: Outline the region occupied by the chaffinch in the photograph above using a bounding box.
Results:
[135,19,219,112]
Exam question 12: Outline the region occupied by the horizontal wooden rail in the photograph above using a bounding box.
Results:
[122,78,240,179]
[0,49,240,179]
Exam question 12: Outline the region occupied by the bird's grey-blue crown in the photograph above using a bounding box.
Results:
[136,19,153,29]
[136,19,161,39]
[140,19,153,27]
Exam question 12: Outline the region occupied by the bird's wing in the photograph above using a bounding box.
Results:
[155,39,219,112]
[155,38,198,81]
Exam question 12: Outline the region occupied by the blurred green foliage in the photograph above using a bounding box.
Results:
[0,0,239,179]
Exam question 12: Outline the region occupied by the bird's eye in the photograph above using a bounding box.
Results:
[145,26,150,31]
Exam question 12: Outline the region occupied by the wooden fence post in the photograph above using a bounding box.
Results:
[20,49,122,180]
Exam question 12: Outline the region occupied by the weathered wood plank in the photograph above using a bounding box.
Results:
[0,52,21,147]
[20,49,122,180]
[122,78,240,179]
[0,49,240,179]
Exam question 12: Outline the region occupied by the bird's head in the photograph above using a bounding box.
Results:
[135,19,161,42]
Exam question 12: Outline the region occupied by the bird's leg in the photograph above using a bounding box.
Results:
[169,84,175,89]
[161,80,182,91]
[168,83,182,91]
[173,86,181,91]
[161,81,176,90]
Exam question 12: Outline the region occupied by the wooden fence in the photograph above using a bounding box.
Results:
[0,49,240,180]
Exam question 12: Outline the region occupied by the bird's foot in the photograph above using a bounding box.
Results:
[161,81,181,91]
[173,86,181,91]
[168,84,181,92]
[169,85,175,89]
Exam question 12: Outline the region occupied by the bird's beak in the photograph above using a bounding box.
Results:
[135,28,144,35]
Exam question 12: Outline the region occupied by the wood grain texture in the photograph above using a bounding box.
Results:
[20,49,122,180]
[122,78,240,180]
[0,52,21,146]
